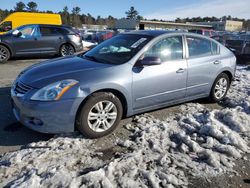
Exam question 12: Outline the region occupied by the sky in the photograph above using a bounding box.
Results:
[1,0,250,20]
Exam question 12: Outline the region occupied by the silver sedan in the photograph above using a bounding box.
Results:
[11,30,236,138]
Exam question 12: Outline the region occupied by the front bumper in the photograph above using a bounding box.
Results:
[11,94,83,134]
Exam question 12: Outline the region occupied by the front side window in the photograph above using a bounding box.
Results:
[144,36,183,62]
[83,34,153,64]
[0,21,12,32]
[187,36,212,58]
[18,25,37,38]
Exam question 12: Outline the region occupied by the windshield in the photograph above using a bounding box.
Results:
[82,34,153,64]
[0,21,12,32]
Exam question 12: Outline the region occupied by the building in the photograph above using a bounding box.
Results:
[192,20,243,31]
[115,19,213,31]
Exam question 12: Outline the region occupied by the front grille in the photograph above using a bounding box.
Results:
[14,81,32,96]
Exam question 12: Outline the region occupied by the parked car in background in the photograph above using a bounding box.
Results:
[11,30,236,138]
[211,33,238,46]
[188,29,216,37]
[0,12,62,35]
[81,30,114,44]
[0,24,83,63]
[225,34,250,59]
[81,31,98,48]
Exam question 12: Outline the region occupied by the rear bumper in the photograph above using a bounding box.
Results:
[74,43,83,52]
[11,95,83,134]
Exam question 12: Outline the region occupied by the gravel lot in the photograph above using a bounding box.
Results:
[0,57,250,187]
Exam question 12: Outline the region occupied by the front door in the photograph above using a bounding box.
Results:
[132,35,187,110]
[12,25,41,55]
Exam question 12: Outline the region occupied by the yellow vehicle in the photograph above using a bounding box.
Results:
[0,12,62,35]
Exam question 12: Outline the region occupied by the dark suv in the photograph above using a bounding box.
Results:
[0,24,83,63]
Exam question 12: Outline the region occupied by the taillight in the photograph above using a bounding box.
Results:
[74,34,81,41]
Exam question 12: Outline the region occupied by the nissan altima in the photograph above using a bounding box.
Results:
[11,30,236,138]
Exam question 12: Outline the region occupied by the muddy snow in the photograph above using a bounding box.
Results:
[0,66,250,188]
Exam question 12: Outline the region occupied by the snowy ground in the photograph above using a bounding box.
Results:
[0,66,250,188]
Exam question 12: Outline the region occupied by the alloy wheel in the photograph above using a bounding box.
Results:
[60,44,74,56]
[214,77,228,99]
[87,100,118,132]
[0,46,8,61]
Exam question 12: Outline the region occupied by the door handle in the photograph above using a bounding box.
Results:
[176,68,185,73]
[213,60,221,65]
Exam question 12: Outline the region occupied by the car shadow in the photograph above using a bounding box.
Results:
[0,87,53,148]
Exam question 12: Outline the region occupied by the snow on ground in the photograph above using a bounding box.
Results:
[0,66,250,188]
[0,135,105,187]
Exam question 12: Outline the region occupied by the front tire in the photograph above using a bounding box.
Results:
[76,92,123,138]
[0,45,10,63]
[59,44,75,57]
[209,73,230,102]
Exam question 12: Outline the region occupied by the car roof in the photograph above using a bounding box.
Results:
[17,24,70,28]
[122,30,185,37]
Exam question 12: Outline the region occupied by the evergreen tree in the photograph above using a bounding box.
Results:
[14,1,26,11]
[125,6,139,19]
[27,1,38,12]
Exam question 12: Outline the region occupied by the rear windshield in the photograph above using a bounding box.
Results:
[189,30,202,34]
[238,34,250,40]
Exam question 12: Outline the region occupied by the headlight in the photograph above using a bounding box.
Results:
[31,80,78,101]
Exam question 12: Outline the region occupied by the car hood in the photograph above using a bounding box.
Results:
[19,55,112,88]
[0,32,12,39]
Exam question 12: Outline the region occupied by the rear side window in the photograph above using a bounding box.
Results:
[144,36,183,62]
[196,30,202,35]
[204,31,210,37]
[211,41,219,55]
[40,26,58,36]
[187,36,212,58]
[56,27,70,35]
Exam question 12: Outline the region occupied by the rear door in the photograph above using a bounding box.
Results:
[36,25,62,54]
[185,35,221,97]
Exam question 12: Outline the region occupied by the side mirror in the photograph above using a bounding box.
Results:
[12,30,22,37]
[140,56,162,66]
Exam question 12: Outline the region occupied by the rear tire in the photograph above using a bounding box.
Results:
[76,92,123,138]
[209,73,230,102]
[59,44,75,57]
[0,45,10,63]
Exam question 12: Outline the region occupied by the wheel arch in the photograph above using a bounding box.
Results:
[220,70,233,84]
[0,42,12,56]
[75,88,129,125]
